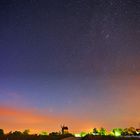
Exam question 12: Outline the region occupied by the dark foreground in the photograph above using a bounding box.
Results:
[82,135,140,140]
[0,134,73,140]
[0,134,140,140]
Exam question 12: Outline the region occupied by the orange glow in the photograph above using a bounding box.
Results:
[0,75,140,133]
[0,105,99,134]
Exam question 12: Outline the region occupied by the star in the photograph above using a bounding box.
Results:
[105,34,110,39]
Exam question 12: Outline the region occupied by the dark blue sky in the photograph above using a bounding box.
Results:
[0,0,140,133]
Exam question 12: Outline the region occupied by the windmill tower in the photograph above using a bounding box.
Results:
[61,125,68,134]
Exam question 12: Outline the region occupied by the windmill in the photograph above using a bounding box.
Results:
[61,124,68,134]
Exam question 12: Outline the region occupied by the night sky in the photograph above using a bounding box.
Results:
[0,0,140,133]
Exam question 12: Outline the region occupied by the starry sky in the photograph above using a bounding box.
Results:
[0,0,140,134]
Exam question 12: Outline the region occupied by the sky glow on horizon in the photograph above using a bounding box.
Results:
[0,0,140,133]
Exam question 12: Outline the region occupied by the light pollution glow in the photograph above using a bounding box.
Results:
[0,75,140,134]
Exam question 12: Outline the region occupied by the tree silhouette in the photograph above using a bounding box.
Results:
[93,128,99,135]
[12,131,22,136]
[112,128,123,136]
[99,127,107,135]
[23,129,30,135]
[0,129,4,135]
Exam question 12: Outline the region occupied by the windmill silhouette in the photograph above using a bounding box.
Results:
[61,125,68,134]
